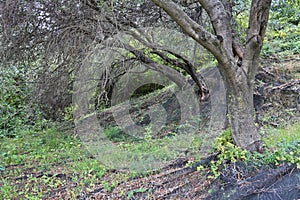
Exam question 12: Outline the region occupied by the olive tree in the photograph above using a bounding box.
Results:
[151,0,272,151]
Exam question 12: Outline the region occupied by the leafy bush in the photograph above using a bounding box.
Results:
[232,0,300,57]
[261,123,300,168]
[0,65,46,137]
[197,129,248,179]
[197,124,300,179]
[262,0,300,56]
[263,25,300,56]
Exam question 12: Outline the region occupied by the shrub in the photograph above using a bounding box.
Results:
[0,65,45,137]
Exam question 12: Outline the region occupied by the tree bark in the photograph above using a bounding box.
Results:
[151,0,271,151]
[225,76,260,151]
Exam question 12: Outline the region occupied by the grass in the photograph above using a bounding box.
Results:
[0,120,204,198]
[194,122,300,181]
[0,123,202,198]
[1,120,300,199]
[0,127,106,199]
[260,122,300,167]
[87,125,204,172]
[263,122,300,147]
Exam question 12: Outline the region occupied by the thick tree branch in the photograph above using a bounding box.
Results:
[198,0,234,58]
[125,29,209,97]
[151,0,237,84]
[151,49,209,96]
[243,0,272,82]
[102,39,188,89]
[151,0,223,60]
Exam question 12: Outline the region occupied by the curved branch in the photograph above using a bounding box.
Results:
[151,0,223,60]
[125,29,209,96]
[151,49,209,96]
[105,40,188,89]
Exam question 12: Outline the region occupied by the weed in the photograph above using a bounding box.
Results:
[198,123,300,180]
[127,188,147,199]
[261,123,300,168]
[102,180,112,192]
[198,129,248,179]
[104,126,140,142]
[0,179,18,199]
[0,127,107,199]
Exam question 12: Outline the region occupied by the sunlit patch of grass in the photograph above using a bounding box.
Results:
[263,122,300,147]
[87,125,204,172]
[67,159,106,178]
[257,122,300,167]
[197,123,300,180]
[0,178,18,199]
[1,128,79,166]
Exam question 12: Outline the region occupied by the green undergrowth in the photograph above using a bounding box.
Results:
[262,1,300,57]
[104,126,140,142]
[262,123,300,167]
[197,123,300,180]
[1,122,300,198]
[91,125,204,172]
[0,127,106,199]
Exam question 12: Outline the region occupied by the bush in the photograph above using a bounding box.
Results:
[197,124,300,180]
[262,1,300,56]
[0,65,46,137]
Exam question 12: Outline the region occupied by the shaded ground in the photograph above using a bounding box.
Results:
[2,148,300,199]
[87,157,209,199]
[207,162,300,200]
[89,161,300,200]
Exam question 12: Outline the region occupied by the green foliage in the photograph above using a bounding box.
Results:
[97,125,203,172]
[0,65,46,137]
[262,1,300,56]
[104,126,140,142]
[197,129,249,179]
[0,180,18,199]
[63,105,76,122]
[198,124,300,180]
[102,180,113,192]
[214,129,248,163]
[127,188,148,199]
[117,126,178,165]
[232,0,300,57]
[263,25,300,56]
[233,1,251,43]
[0,127,107,199]
[0,66,28,137]
[1,127,78,166]
[261,123,300,168]
[271,0,300,26]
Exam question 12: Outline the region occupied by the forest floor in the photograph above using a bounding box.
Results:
[1,56,300,199]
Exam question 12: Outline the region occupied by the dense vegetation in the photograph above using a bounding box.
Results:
[1,0,300,199]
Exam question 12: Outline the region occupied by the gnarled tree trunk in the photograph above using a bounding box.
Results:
[152,0,272,151]
[224,68,260,150]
